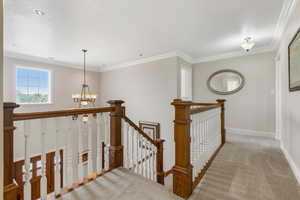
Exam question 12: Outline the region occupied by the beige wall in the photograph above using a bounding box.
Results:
[99,57,179,169]
[0,0,3,198]
[277,0,300,183]
[193,52,276,135]
[3,57,101,160]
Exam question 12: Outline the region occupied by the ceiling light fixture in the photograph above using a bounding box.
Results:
[241,37,255,52]
[34,9,45,16]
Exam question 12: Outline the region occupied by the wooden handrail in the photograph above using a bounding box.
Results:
[122,116,157,146]
[13,107,115,121]
[190,104,221,115]
[191,103,218,106]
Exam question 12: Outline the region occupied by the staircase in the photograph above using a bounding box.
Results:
[58,168,181,200]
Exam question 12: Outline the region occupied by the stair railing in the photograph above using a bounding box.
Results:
[3,100,165,200]
[171,99,226,199]
[122,116,165,184]
[3,102,116,200]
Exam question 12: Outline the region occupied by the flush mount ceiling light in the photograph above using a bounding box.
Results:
[34,9,45,16]
[241,37,255,52]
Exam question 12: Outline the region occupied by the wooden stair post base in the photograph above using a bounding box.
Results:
[172,165,193,199]
[171,99,193,199]
[107,100,125,169]
[4,183,19,200]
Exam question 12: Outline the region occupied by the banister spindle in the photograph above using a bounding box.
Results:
[136,131,140,174]
[130,127,134,169]
[71,117,79,188]
[40,119,48,199]
[23,121,31,200]
[54,118,61,194]
[62,118,72,192]
[98,114,103,171]
[90,114,98,178]
[124,121,129,168]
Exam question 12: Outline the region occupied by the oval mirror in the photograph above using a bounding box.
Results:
[207,69,245,95]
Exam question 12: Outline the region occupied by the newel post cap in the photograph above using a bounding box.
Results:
[4,102,19,109]
[107,100,125,106]
[171,99,192,106]
[216,99,226,104]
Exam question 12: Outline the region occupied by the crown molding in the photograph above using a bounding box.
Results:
[193,45,275,63]
[99,51,194,72]
[272,0,299,50]
[4,51,101,72]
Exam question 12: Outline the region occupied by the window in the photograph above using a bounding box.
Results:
[16,67,51,104]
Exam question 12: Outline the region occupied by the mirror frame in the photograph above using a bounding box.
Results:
[207,69,245,95]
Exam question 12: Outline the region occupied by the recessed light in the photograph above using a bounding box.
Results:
[34,9,45,16]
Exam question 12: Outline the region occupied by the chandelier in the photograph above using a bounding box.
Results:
[72,49,97,109]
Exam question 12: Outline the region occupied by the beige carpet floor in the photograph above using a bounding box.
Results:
[58,168,181,200]
[189,139,300,200]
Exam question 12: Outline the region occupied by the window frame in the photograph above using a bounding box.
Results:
[15,66,53,105]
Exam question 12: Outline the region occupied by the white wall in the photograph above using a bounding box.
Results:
[3,57,101,160]
[99,57,180,170]
[276,0,300,183]
[193,52,276,137]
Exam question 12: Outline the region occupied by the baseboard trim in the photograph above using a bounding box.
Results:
[280,143,300,184]
[227,128,275,139]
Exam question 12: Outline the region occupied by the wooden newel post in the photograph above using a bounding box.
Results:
[3,102,19,200]
[216,99,226,144]
[107,100,125,169]
[171,99,193,199]
[154,139,165,185]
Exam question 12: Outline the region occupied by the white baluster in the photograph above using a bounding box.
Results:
[136,131,140,174]
[63,118,73,190]
[124,121,129,168]
[149,144,153,180]
[130,127,134,170]
[72,117,79,187]
[153,146,157,182]
[97,113,104,172]
[80,116,88,180]
[54,118,61,194]
[104,113,110,170]
[23,121,31,200]
[90,114,98,178]
[147,141,151,179]
[40,119,47,199]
